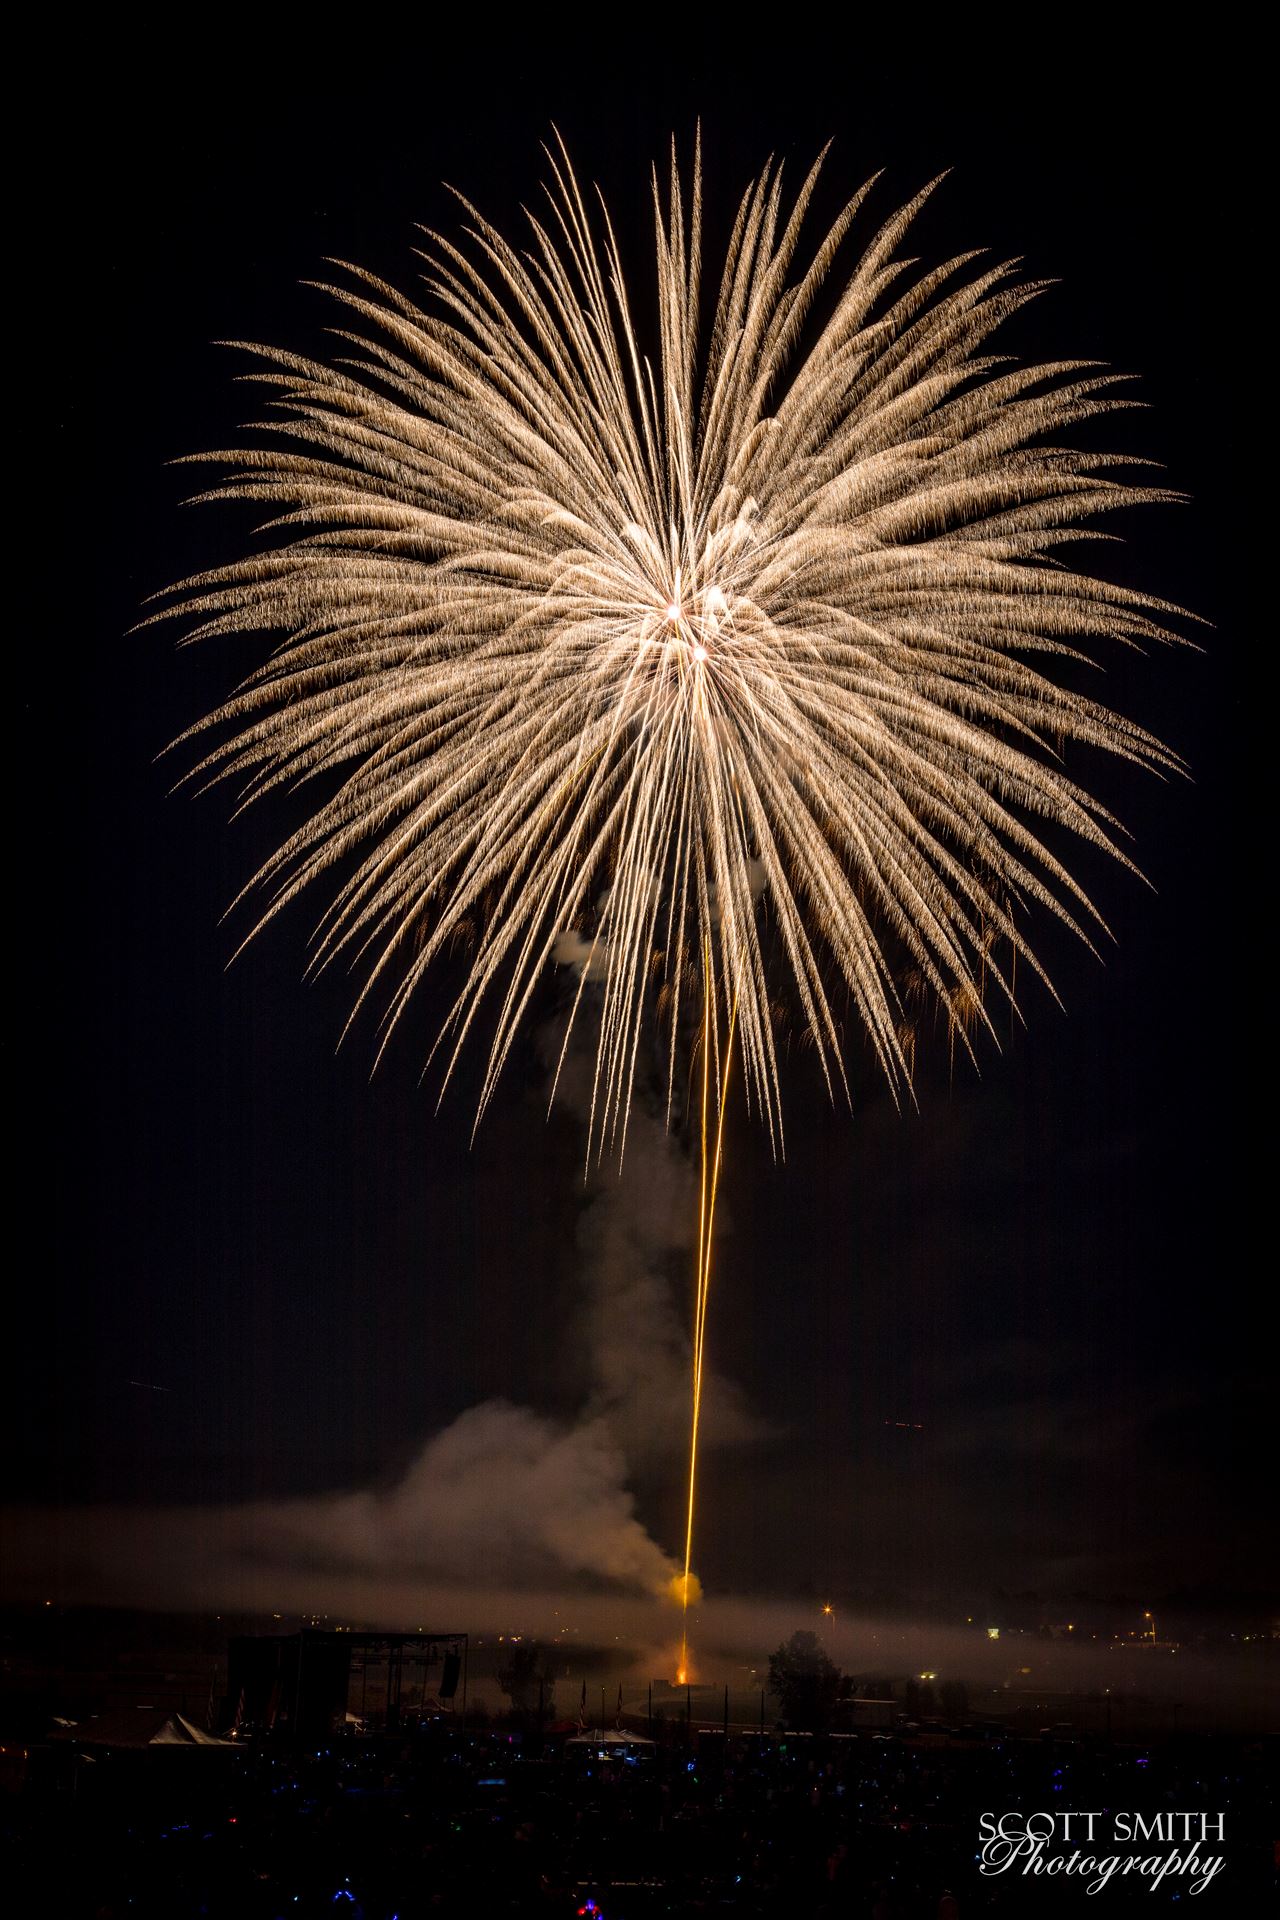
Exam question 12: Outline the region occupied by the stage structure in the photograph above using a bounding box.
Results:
[225,1629,468,1741]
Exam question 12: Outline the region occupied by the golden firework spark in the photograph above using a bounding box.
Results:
[156,137,1191,1662]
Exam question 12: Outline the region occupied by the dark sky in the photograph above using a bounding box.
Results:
[14,39,1261,1615]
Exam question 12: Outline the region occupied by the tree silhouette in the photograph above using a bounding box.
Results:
[497,1643,555,1724]
[767,1631,843,1730]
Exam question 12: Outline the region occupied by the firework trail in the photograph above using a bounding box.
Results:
[156,135,1189,1664]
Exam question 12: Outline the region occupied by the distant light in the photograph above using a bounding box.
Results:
[986,1627,1000,1640]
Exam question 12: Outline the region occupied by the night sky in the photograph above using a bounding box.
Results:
[14,40,1260,1619]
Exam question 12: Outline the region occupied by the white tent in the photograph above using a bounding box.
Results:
[57,1707,240,1749]
[565,1728,656,1750]
[148,1714,237,1747]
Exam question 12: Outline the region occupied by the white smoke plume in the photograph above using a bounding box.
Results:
[6,1017,765,1613]
[5,1402,674,1608]
[545,955,768,1466]
[573,1083,765,1462]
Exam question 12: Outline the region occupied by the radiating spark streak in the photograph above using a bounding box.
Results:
[154,137,1189,1172]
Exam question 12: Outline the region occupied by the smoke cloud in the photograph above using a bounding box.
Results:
[6,1015,764,1615]
[568,1052,766,1464]
[5,1402,674,1608]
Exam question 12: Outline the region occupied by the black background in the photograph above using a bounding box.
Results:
[14,31,1260,1612]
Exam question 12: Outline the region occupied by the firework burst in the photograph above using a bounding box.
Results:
[158,137,1187,1154]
